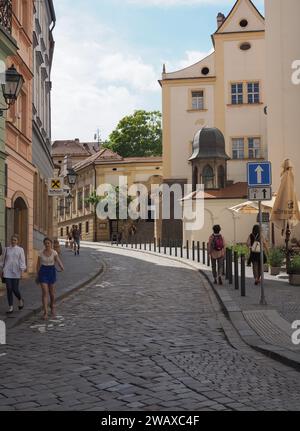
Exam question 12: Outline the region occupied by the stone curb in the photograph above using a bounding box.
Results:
[3,260,105,330]
[98,242,300,371]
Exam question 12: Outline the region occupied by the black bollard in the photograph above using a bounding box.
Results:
[186,240,189,259]
[154,238,156,253]
[192,241,195,261]
[149,241,152,252]
[169,240,172,256]
[225,248,229,280]
[175,240,178,257]
[207,243,210,267]
[202,242,206,265]
[241,254,246,297]
[164,241,167,254]
[197,241,200,263]
[228,249,233,285]
[234,251,239,290]
[180,242,183,258]
[158,238,161,254]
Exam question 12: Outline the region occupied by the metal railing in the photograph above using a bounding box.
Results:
[0,1,12,34]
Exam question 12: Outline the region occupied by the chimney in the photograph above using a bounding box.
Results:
[63,155,72,176]
[74,138,80,145]
[217,12,225,28]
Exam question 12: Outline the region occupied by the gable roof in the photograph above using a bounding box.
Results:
[52,139,100,157]
[215,0,264,35]
[73,148,123,171]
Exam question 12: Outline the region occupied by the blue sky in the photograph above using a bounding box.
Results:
[51,0,264,142]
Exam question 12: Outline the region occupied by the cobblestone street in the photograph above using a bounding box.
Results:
[0,246,300,411]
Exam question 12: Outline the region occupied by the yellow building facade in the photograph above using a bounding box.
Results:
[160,0,268,245]
[57,149,162,242]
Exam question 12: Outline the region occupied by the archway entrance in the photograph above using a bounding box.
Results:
[13,197,28,255]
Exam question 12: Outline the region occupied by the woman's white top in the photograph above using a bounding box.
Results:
[39,249,58,266]
[1,246,27,279]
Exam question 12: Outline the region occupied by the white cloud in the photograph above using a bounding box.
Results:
[51,7,160,141]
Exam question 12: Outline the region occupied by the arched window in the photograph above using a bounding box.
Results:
[202,165,214,189]
[192,167,198,192]
[218,165,225,189]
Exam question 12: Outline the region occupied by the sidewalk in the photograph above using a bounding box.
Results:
[0,245,104,329]
[97,242,300,370]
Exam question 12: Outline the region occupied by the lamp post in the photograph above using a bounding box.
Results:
[0,65,24,116]
[67,168,77,187]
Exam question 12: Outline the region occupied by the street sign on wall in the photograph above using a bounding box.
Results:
[248,187,272,201]
[247,162,272,187]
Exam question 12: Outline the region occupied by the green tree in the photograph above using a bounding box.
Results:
[104,110,162,157]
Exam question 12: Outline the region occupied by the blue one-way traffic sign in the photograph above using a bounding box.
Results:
[247,162,272,187]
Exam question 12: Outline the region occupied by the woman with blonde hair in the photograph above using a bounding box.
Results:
[36,238,64,320]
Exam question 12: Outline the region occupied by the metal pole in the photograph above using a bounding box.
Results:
[197,241,200,263]
[154,238,156,253]
[234,251,239,290]
[175,240,178,257]
[202,242,206,265]
[207,243,210,267]
[259,201,267,305]
[225,248,229,280]
[158,238,161,254]
[186,240,189,259]
[241,254,246,297]
[192,241,195,261]
[228,249,233,285]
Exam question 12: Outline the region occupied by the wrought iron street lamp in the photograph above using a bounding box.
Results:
[67,168,77,186]
[0,65,24,116]
[65,191,73,206]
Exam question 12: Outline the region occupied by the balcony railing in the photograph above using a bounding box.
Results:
[0,0,12,34]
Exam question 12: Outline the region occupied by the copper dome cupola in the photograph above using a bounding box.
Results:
[189,127,230,161]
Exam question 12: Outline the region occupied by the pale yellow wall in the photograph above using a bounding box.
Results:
[265,0,300,196]
[183,199,257,245]
[222,36,266,182]
[168,83,215,182]
[162,0,266,186]
[218,0,264,33]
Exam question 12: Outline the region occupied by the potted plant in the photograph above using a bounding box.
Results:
[289,255,300,286]
[268,248,285,276]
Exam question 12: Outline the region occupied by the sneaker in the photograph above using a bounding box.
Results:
[6,306,13,314]
[18,298,24,310]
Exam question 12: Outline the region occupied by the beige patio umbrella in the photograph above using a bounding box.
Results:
[270,159,300,268]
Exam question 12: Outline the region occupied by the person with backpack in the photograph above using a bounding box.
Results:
[208,225,225,285]
[247,225,268,285]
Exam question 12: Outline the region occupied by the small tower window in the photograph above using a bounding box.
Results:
[202,165,214,190]
[239,19,248,28]
[240,42,251,51]
[201,67,210,76]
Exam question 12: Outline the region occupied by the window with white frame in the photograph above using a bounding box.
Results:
[191,91,204,110]
[248,137,261,159]
[247,82,260,104]
[231,83,243,105]
[232,138,245,159]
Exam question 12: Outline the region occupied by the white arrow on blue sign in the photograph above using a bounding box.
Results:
[247,162,272,187]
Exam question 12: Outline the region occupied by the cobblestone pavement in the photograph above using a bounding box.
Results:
[0,246,300,411]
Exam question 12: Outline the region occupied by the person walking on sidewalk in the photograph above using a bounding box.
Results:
[36,238,64,320]
[208,225,226,285]
[0,235,26,314]
[247,225,268,286]
[72,225,81,256]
